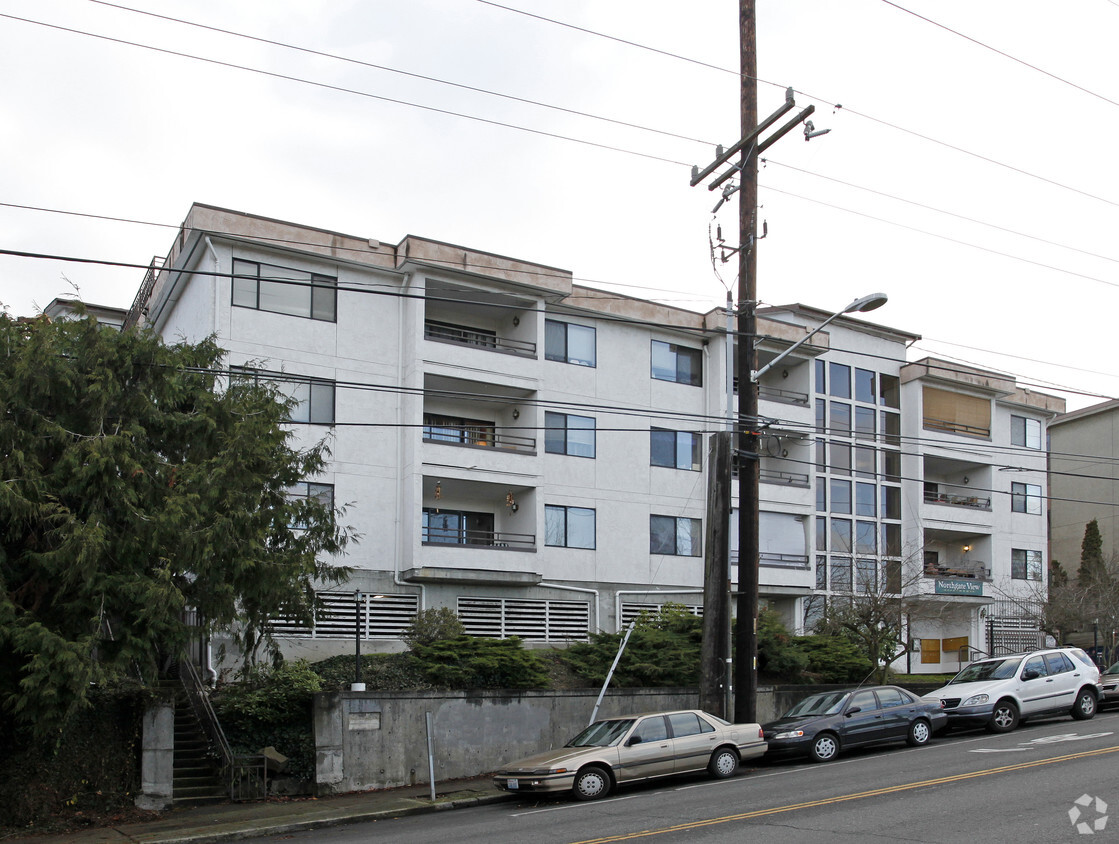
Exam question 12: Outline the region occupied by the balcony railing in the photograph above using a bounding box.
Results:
[758,385,810,406]
[759,469,810,488]
[424,320,536,357]
[924,560,991,581]
[421,527,536,550]
[923,417,990,438]
[759,552,811,570]
[423,425,536,454]
[924,491,992,510]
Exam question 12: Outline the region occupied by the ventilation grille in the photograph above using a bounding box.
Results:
[271,592,419,639]
[620,602,703,627]
[457,597,589,642]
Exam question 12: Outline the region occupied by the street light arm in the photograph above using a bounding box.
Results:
[750,292,887,383]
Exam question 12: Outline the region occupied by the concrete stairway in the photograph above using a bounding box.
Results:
[171,685,227,806]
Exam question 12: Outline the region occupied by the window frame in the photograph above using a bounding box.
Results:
[1011,415,1042,450]
[1011,548,1043,581]
[545,504,596,549]
[651,340,702,386]
[1011,482,1043,515]
[649,514,702,557]
[231,257,337,322]
[544,411,596,458]
[545,319,597,367]
[650,427,702,471]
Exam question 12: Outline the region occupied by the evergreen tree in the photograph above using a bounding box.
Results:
[1080,519,1107,585]
[0,313,354,739]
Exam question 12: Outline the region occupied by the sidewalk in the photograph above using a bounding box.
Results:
[11,778,514,844]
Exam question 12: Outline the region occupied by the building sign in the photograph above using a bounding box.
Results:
[935,579,983,597]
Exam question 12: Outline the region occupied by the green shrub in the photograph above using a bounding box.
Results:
[211,660,322,779]
[311,652,434,692]
[560,605,703,688]
[757,609,809,681]
[402,607,465,649]
[410,636,549,689]
[794,635,874,684]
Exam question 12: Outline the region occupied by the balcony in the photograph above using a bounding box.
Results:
[760,468,810,488]
[423,418,536,455]
[424,320,536,357]
[421,525,536,551]
[758,385,810,407]
[923,490,991,511]
[759,552,810,570]
[924,558,991,581]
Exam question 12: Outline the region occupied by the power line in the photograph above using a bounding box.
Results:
[84,0,718,148]
[880,0,1119,111]
[0,12,690,168]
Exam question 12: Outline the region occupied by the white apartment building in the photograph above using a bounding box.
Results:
[127,204,1062,674]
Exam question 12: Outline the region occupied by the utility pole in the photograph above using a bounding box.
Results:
[690,0,814,724]
[736,0,759,725]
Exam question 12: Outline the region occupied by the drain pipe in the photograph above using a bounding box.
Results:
[539,582,600,633]
[204,237,221,337]
[394,273,424,610]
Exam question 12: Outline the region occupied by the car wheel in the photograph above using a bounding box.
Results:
[988,700,1019,733]
[707,747,739,779]
[906,719,932,747]
[572,765,611,801]
[809,733,839,762]
[1071,688,1098,720]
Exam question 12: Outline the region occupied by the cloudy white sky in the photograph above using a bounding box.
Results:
[2,0,1117,410]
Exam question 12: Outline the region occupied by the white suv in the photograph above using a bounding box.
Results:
[925,647,1101,733]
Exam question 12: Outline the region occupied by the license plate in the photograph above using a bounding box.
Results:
[508,778,519,789]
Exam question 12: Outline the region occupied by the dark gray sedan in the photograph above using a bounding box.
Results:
[762,685,947,762]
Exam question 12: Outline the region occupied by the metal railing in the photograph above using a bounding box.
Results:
[424,321,536,357]
[757,385,810,406]
[923,417,990,438]
[924,490,991,510]
[421,528,536,549]
[123,256,165,329]
[759,468,810,487]
[423,426,536,453]
[758,552,811,570]
[178,658,269,801]
[924,560,991,581]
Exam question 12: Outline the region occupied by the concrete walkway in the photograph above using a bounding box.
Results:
[11,778,513,844]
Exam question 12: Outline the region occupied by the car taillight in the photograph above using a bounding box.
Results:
[758,728,764,739]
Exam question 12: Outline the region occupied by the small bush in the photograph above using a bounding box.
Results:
[410,636,549,689]
[757,609,810,681]
[311,652,434,692]
[794,635,874,684]
[402,607,465,649]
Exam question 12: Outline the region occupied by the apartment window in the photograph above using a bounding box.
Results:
[879,374,900,409]
[831,518,852,553]
[815,554,827,589]
[286,482,334,529]
[922,386,990,438]
[856,482,876,517]
[545,319,596,366]
[232,258,337,321]
[1011,416,1042,450]
[856,522,877,555]
[651,340,702,386]
[651,428,701,471]
[545,505,596,549]
[855,369,875,403]
[854,445,875,478]
[1011,548,1043,581]
[830,479,852,514]
[650,515,702,556]
[830,402,851,436]
[881,486,901,520]
[855,406,876,439]
[232,368,335,424]
[815,359,826,394]
[545,412,596,457]
[829,363,851,399]
[831,557,852,591]
[1011,482,1042,515]
[855,558,877,591]
[830,441,851,475]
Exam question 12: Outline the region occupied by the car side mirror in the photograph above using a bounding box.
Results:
[1022,669,1040,681]
[845,706,862,716]
[627,735,643,746]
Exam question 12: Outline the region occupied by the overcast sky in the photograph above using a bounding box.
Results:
[2,0,1117,410]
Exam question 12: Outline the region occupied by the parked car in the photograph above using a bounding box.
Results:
[492,709,766,801]
[1100,661,1119,705]
[924,647,1101,733]
[761,685,947,763]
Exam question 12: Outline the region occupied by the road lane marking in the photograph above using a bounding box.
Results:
[566,744,1119,843]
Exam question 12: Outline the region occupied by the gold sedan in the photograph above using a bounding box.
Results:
[493,709,767,801]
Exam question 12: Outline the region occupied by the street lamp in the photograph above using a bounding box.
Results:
[735,292,888,722]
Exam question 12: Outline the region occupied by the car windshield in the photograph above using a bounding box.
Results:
[1105,662,1119,675]
[782,692,849,718]
[949,657,1022,684]
[566,718,636,747]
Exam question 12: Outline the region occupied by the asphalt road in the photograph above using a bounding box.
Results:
[249,708,1119,843]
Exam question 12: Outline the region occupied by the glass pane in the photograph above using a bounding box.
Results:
[831,557,852,590]
[309,381,334,424]
[679,432,701,471]
[311,277,336,321]
[568,324,596,367]
[855,445,875,478]
[856,482,876,516]
[881,411,900,446]
[816,477,826,512]
[650,515,675,554]
[545,505,566,546]
[650,429,676,467]
[651,341,675,382]
[882,486,901,520]
[856,558,876,591]
[678,518,701,556]
[855,369,875,403]
[816,399,827,433]
[830,479,852,514]
[816,554,827,589]
[816,517,827,551]
[879,374,900,408]
[829,363,851,398]
[830,402,851,436]
[677,346,702,386]
[815,359,826,395]
[884,523,901,556]
[287,380,311,423]
[259,266,311,317]
[567,507,596,549]
[232,261,258,308]
[855,406,876,439]
[567,415,596,458]
[831,518,852,553]
[544,412,565,454]
[856,521,877,554]
[816,438,826,471]
[883,450,901,482]
[831,441,851,475]
[545,319,566,362]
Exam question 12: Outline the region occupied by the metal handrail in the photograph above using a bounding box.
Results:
[424,321,536,356]
[923,417,990,438]
[423,426,536,453]
[178,658,269,801]
[757,385,810,406]
[759,468,810,487]
[758,552,811,570]
[924,490,992,510]
[421,528,536,549]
